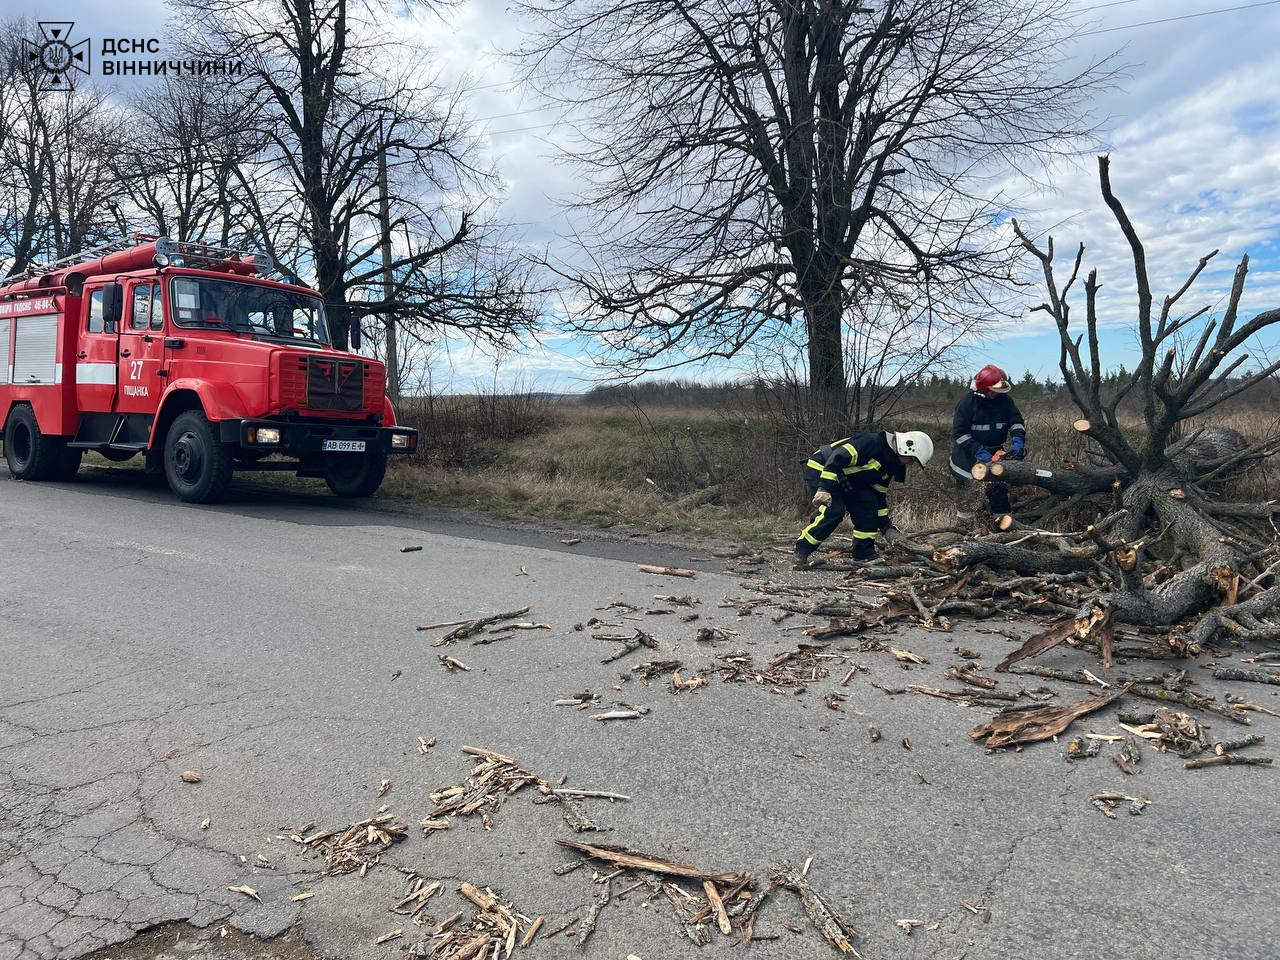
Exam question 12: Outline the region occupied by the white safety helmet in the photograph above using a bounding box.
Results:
[890,431,934,468]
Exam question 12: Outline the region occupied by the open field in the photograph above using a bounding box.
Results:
[384,391,1280,543]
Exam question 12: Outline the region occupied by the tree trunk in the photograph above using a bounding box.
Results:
[805,285,845,426]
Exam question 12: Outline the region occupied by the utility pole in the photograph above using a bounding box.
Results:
[377,116,399,406]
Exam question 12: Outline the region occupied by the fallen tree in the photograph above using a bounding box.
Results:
[963,156,1280,646]
[787,158,1280,668]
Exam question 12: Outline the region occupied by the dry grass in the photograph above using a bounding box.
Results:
[383,394,1280,544]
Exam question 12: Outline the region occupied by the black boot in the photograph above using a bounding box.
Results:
[851,538,876,561]
[793,545,815,569]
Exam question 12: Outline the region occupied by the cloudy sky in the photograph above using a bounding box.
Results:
[9,0,1280,390]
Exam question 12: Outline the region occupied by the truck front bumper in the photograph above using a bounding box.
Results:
[220,419,419,456]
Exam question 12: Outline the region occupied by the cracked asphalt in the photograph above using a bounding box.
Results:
[2,467,1279,960]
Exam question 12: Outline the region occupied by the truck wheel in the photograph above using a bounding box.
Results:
[4,404,63,481]
[325,452,388,498]
[164,410,233,503]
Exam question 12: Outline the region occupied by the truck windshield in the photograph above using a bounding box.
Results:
[170,276,329,345]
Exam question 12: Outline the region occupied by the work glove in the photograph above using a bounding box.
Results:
[811,489,833,508]
[1009,437,1026,460]
[974,447,993,464]
[881,525,903,543]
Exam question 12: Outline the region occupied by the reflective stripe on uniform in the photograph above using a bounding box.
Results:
[806,458,826,471]
[877,507,890,516]
[955,433,972,444]
[949,458,973,479]
[842,458,881,476]
[800,505,827,545]
[850,529,879,540]
[971,423,991,431]
[1011,423,1025,432]
[872,483,889,493]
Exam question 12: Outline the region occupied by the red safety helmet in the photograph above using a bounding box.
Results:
[972,364,1011,396]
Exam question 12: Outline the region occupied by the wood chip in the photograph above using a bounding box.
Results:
[227,884,260,901]
[703,880,731,935]
[400,545,423,553]
[180,770,201,783]
[291,891,314,902]
[439,655,472,672]
[374,928,401,944]
[969,686,1128,749]
[592,710,641,721]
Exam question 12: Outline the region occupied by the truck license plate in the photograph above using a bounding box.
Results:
[322,440,366,452]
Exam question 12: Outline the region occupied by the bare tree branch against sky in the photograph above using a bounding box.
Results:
[0,0,1276,390]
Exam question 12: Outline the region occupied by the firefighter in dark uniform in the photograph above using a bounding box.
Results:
[794,430,934,568]
[950,364,1027,522]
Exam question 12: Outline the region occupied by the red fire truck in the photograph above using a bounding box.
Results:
[0,235,416,503]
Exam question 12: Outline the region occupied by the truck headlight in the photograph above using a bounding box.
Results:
[254,427,281,445]
[391,433,414,449]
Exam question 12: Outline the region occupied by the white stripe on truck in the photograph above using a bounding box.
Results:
[75,362,117,385]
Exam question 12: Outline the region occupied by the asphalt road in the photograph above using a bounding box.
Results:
[2,467,1278,960]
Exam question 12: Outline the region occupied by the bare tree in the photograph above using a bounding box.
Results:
[959,156,1280,646]
[174,0,539,370]
[0,19,123,272]
[520,0,1111,416]
[111,75,261,246]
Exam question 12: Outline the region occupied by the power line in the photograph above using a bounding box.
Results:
[1077,0,1280,36]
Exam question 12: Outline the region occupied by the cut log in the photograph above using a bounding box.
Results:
[937,541,1095,576]
[970,462,988,481]
[1074,419,1091,432]
[971,459,1123,496]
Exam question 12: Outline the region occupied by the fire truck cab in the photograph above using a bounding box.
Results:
[0,235,417,503]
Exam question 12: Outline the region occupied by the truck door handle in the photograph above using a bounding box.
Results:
[119,349,132,358]
[77,352,87,359]
[164,338,185,349]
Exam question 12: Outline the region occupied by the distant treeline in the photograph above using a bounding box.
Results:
[582,369,1280,409]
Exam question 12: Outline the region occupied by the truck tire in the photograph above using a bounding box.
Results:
[4,404,66,481]
[164,410,233,503]
[325,451,388,498]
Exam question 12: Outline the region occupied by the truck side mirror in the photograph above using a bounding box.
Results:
[349,318,362,351]
[101,282,123,332]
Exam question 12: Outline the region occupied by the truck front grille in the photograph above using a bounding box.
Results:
[305,357,364,412]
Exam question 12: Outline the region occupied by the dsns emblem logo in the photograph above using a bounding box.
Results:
[23,22,90,90]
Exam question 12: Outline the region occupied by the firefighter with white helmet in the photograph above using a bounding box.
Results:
[950,363,1027,523]
[794,428,934,568]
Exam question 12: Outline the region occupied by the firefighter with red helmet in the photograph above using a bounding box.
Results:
[950,364,1026,522]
